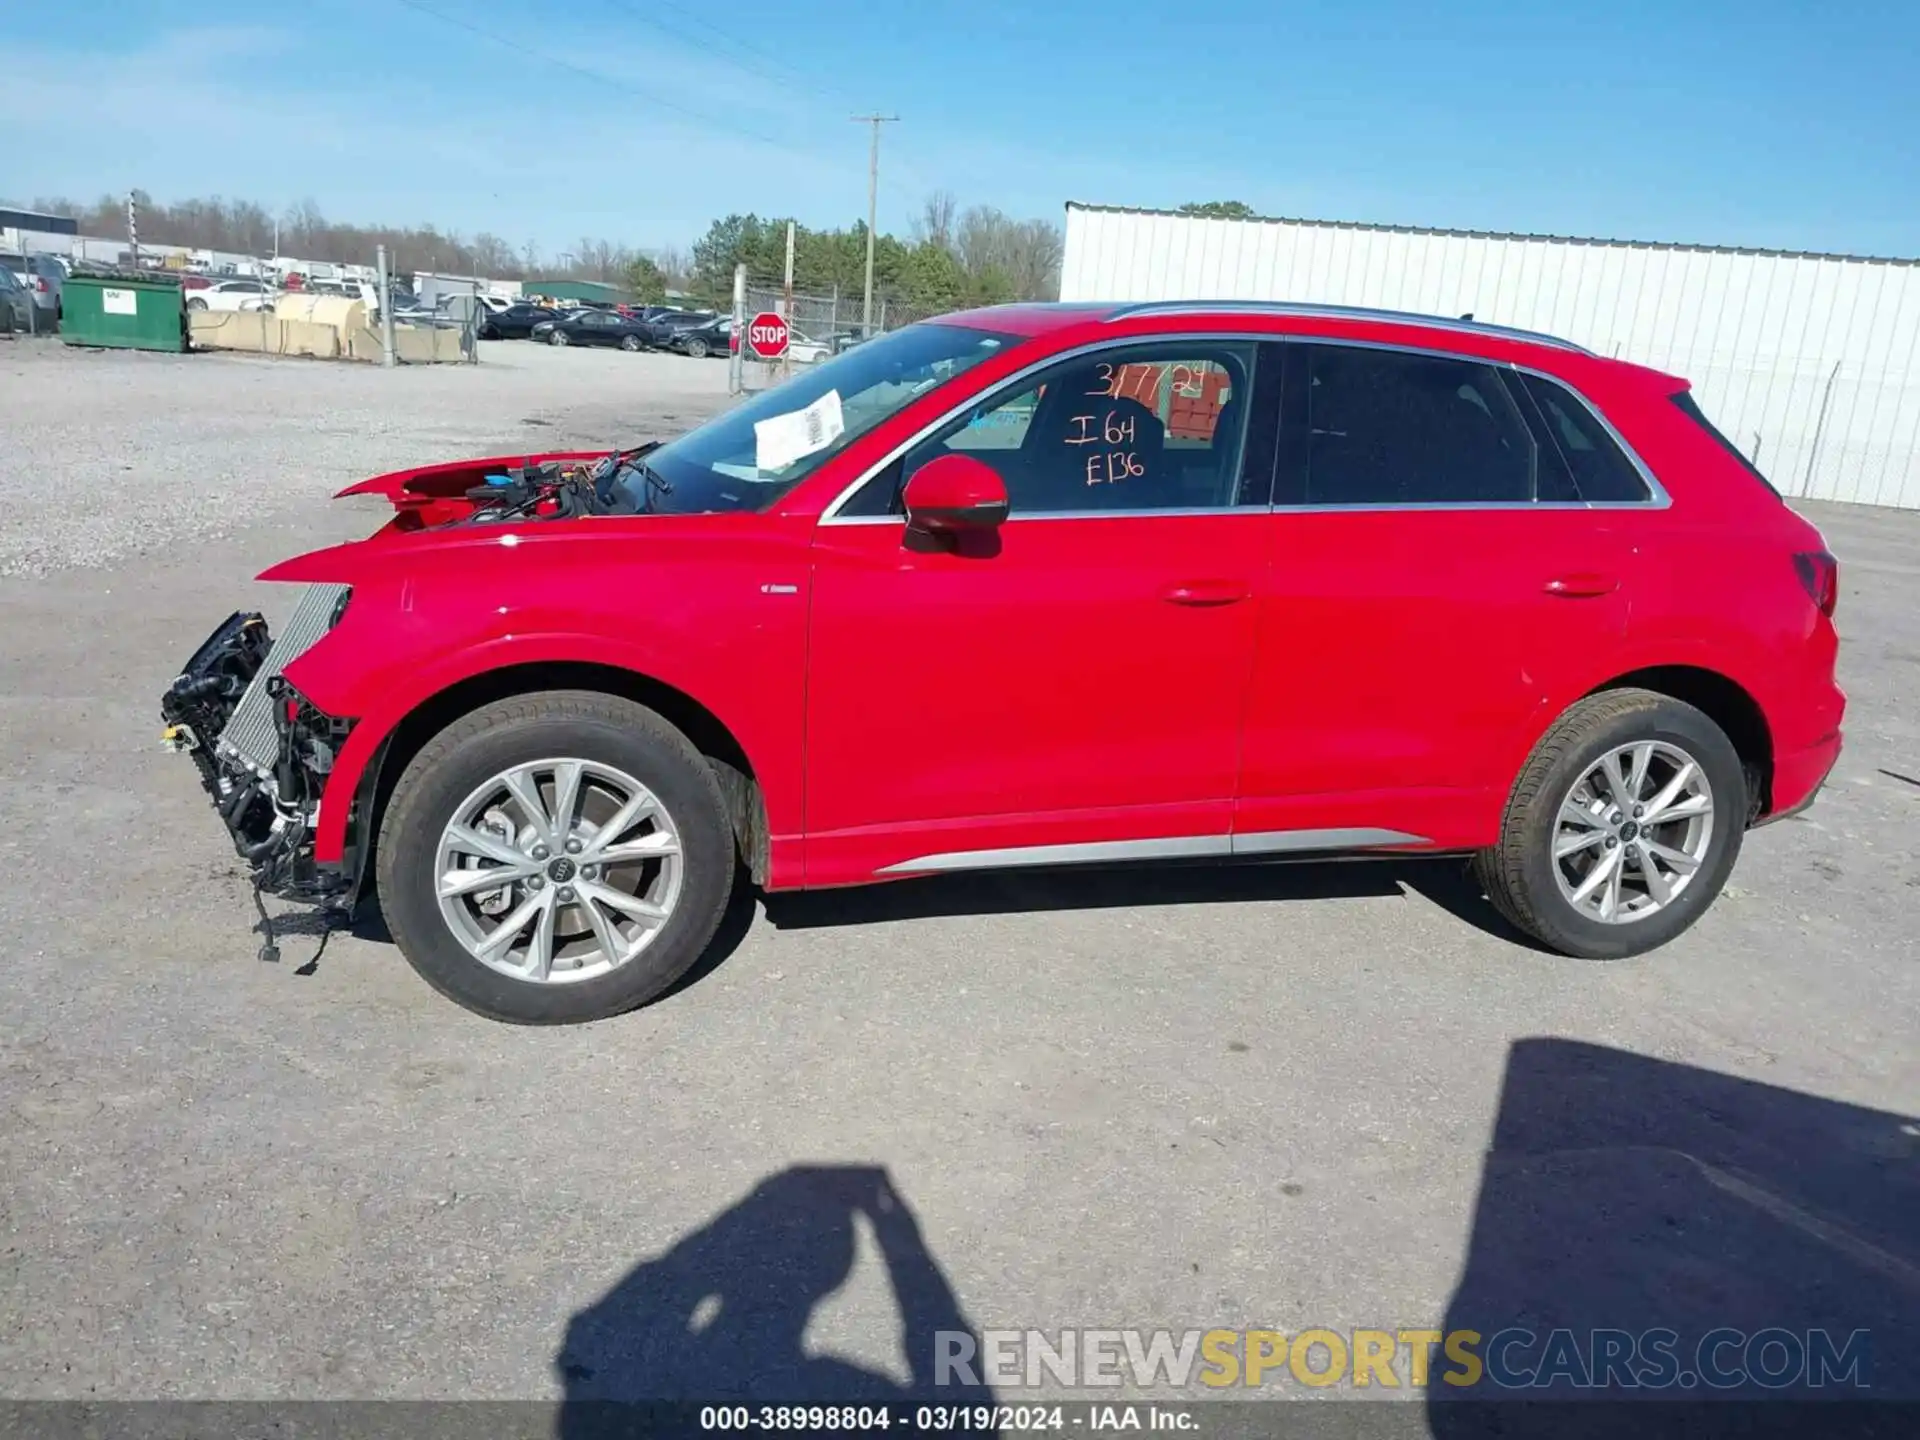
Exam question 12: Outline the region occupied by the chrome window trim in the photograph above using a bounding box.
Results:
[826,507,1270,527]
[874,826,1431,875]
[1280,334,1669,509]
[818,332,1266,523]
[817,330,1667,522]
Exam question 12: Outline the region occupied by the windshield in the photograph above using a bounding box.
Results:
[619,322,1019,514]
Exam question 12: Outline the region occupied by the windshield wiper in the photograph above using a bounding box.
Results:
[633,459,674,514]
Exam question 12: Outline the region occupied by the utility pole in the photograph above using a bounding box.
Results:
[728,262,746,397]
[782,220,795,379]
[127,193,139,270]
[851,113,898,338]
[376,243,396,369]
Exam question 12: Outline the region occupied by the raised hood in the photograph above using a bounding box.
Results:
[338,451,607,524]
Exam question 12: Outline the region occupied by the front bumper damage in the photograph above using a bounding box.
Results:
[160,585,358,910]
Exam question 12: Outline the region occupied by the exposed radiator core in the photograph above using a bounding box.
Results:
[215,584,348,777]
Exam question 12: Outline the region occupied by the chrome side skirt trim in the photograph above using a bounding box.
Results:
[874,827,1432,875]
[1230,827,1430,854]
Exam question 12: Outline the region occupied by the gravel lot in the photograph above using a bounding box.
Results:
[0,338,730,578]
[0,338,1915,1423]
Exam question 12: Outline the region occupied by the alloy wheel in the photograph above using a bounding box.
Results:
[433,758,683,984]
[1551,740,1715,924]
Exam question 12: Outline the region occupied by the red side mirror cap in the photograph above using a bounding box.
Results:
[902,454,1009,532]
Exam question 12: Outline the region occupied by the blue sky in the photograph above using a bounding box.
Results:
[11,0,1920,258]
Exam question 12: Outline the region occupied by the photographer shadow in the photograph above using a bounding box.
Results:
[1431,1038,1919,1437]
[556,1166,994,1437]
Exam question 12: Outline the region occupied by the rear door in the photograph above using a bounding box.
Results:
[1234,342,1648,851]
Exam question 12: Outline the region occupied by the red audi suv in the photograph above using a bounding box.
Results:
[163,301,1843,1023]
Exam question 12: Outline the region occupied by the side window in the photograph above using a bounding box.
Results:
[1298,346,1536,505]
[1517,373,1653,503]
[889,343,1259,516]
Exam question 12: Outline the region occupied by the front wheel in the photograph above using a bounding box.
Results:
[620,334,642,352]
[549,329,569,346]
[376,692,735,1024]
[683,336,709,359]
[1473,688,1745,959]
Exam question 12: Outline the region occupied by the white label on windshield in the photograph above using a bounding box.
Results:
[753,389,845,474]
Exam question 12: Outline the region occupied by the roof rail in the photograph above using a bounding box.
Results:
[1103,299,1593,354]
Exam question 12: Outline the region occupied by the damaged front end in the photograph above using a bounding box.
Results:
[160,584,357,911]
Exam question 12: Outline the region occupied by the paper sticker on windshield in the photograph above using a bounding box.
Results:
[753,390,845,474]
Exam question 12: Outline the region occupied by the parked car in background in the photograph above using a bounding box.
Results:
[479,303,557,340]
[185,279,276,313]
[537,308,654,350]
[637,308,717,348]
[0,265,32,333]
[1,253,63,323]
[783,326,835,363]
[667,314,733,358]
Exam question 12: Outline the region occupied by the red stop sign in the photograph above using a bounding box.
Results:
[746,311,790,359]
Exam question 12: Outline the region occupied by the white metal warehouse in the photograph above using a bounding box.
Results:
[1061,203,1920,510]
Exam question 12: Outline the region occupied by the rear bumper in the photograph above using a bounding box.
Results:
[1756,729,1842,826]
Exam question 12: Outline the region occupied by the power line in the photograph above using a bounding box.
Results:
[598,0,853,107]
[392,0,790,152]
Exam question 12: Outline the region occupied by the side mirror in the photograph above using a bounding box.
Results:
[902,454,1009,533]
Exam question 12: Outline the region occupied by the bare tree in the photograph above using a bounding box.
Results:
[651,245,691,288]
[915,190,958,253]
[955,205,1062,301]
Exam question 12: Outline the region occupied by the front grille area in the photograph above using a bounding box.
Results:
[215,583,348,775]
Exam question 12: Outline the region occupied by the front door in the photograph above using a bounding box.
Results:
[803,339,1278,886]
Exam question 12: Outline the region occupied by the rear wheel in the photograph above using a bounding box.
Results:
[1473,688,1745,959]
[186,297,208,311]
[377,692,734,1024]
[620,334,642,352]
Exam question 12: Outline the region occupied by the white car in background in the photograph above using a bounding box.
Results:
[786,327,834,363]
[185,279,276,313]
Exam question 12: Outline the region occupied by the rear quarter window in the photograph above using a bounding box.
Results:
[1515,373,1653,504]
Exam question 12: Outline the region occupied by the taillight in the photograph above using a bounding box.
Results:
[1793,551,1838,618]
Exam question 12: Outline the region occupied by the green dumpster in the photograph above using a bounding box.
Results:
[61,270,188,352]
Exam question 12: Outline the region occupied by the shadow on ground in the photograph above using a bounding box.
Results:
[340,854,1550,997]
[1430,1038,1919,1437]
[554,1166,994,1435]
[762,854,1547,951]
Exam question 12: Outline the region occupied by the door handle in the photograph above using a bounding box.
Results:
[1162,579,1250,607]
[1544,573,1619,598]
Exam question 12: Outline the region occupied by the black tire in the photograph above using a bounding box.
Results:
[620,334,642,352]
[1473,687,1746,959]
[550,329,569,346]
[684,336,709,359]
[376,691,734,1024]
[186,297,208,311]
